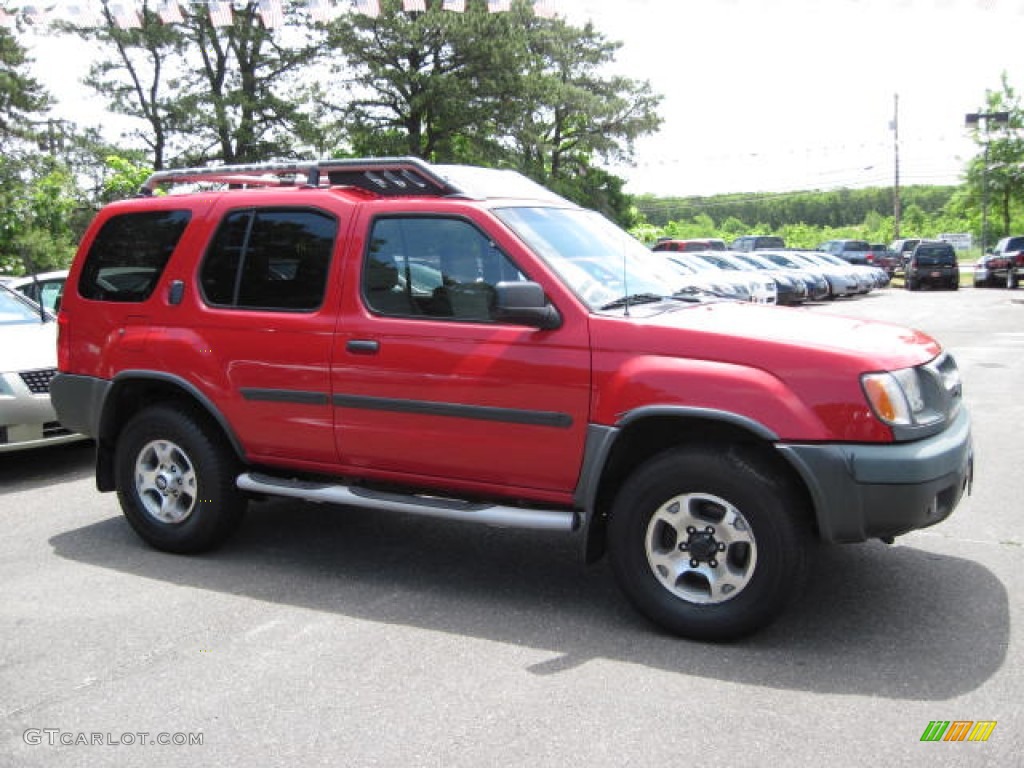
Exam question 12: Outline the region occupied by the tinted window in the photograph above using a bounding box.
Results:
[201,208,336,311]
[78,210,192,302]
[914,245,955,266]
[363,216,526,321]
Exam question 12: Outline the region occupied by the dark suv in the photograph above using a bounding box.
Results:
[905,241,959,291]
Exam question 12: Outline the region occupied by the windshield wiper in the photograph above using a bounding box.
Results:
[599,292,666,311]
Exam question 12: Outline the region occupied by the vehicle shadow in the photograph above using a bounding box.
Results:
[0,441,95,495]
[49,497,1007,701]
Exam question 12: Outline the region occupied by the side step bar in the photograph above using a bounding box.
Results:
[237,472,578,532]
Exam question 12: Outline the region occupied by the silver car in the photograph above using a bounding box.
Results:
[0,284,85,452]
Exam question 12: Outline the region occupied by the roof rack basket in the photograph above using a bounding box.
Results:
[139,157,464,197]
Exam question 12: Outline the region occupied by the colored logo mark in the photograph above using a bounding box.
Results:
[920,721,997,742]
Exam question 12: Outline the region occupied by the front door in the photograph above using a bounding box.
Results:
[331,212,591,502]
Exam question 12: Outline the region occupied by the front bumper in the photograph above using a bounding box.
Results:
[776,407,973,543]
[0,374,85,453]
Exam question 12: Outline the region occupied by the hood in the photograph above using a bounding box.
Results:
[599,300,940,372]
[2,321,59,373]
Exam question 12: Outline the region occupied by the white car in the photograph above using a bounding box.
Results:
[5,269,69,313]
[0,284,85,452]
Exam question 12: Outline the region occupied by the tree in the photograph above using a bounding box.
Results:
[325,0,531,163]
[510,15,661,188]
[964,73,1024,245]
[325,0,660,223]
[0,27,68,275]
[64,0,326,169]
[0,26,51,151]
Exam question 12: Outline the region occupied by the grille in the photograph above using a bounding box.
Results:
[19,368,57,395]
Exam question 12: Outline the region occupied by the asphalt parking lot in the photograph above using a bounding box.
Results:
[1,285,1021,767]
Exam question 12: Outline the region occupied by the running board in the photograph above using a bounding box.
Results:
[237,472,578,532]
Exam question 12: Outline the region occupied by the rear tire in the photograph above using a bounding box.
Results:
[608,445,810,641]
[115,404,246,553]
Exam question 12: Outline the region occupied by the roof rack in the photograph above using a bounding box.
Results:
[139,157,464,197]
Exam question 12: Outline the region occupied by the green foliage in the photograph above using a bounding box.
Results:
[1,159,80,275]
[324,0,660,223]
[629,185,997,249]
[62,0,325,168]
[962,72,1024,248]
[101,155,154,201]
[0,28,51,151]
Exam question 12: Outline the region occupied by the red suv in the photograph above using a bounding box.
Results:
[51,158,974,641]
[973,235,1024,288]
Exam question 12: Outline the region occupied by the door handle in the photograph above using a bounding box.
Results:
[346,339,380,354]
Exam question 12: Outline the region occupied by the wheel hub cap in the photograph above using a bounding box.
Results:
[645,493,758,605]
[135,439,198,524]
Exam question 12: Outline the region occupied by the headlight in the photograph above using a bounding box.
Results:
[861,367,926,426]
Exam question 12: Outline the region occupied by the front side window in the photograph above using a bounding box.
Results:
[362,216,526,321]
[201,208,336,311]
[78,210,192,302]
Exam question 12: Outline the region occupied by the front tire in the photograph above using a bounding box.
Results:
[115,404,246,553]
[608,445,810,641]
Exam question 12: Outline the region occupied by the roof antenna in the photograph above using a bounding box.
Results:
[622,239,630,316]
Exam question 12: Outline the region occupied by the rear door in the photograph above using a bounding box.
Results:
[192,202,342,467]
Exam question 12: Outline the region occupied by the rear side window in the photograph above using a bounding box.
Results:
[200,208,337,311]
[78,210,192,302]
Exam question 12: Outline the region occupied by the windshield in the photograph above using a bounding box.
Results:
[494,207,690,310]
[0,285,47,325]
[731,253,774,270]
[759,252,803,269]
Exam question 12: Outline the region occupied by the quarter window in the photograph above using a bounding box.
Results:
[201,208,336,311]
[78,210,192,302]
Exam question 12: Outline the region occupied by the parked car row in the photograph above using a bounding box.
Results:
[652,240,889,305]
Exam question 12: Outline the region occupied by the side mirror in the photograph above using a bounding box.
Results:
[494,281,561,330]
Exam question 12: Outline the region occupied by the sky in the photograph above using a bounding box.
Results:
[14,0,1024,198]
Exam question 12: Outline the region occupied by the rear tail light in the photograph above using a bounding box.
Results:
[56,311,71,371]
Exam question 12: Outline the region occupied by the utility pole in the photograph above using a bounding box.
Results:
[892,93,901,239]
